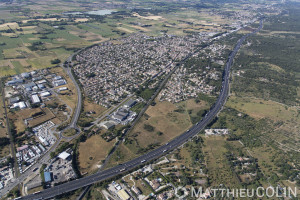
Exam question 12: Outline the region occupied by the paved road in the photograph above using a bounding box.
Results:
[17,20,263,200]
[62,64,82,131]
[1,81,19,179]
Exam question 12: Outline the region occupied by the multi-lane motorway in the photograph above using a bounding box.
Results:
[17,20,263,200]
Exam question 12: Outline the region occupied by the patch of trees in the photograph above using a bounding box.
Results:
[136,88,155,101]
[47,102,59,109]
[31,111,44,118]
[209,108,266,148]
[57,122,68,131]
[233,47,299,105]
[28,41,43,51]
[275,160,299,182]
[156,131,163,136]
[190,109,208,124]
[0,157,13,168]
[0,137,10,147]
[51,59,61,65]
[144,124,154,132]
[85,72,96,78]
[77,118,92,127]
[137,143,160,154]
[195,93,216,106]
[0,29,14,33]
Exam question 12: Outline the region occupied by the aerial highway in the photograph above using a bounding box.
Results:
[17,20,263,200]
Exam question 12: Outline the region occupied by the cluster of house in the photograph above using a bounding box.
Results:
[0,166,13,190]
[104,164,175,200]
[159,41,229,103]
[159,64,219,103]
[6,70,67,110]
[16,144,46,174]
[74,33,205,108]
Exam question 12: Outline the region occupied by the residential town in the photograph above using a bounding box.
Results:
[73,33,208,108]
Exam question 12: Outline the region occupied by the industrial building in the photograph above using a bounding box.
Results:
[53,79,66,87]
[58,151,71,160]
[124,99,137,108]
[58,87,68,92]
[100,121,115,129]
[23,82,36,90]
[44,171,52,183]
[40,91,51,97]
[6,78,24,86]
[9,97,20,104]
[117,189,130,200]
[12,102,27,109]
[37,84,45,89]
[31,94,41,104]
[21,72,31,79]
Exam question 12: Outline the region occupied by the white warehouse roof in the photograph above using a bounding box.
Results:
[31,94,41,104]
[58,87,68,91]
[13,101,27,109]
[58,151,71,160]
[40,91,51,97]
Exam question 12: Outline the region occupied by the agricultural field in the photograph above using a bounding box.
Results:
[0,21,92,76]
[0,0,253,77]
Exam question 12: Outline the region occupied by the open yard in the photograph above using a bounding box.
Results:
[27,107,56,127]
[128,100,192,151]
[78,134,115,174]
[226,96,299,121]
[83,99,106,120]
[202,136,241,187]
[105,143,137,169]
[8,106,57,131]
[129,99,208,149]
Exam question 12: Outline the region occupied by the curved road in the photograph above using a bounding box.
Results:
[62,64,82,131]
[18,20,263,200]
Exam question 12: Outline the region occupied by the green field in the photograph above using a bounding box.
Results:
[0,0,247,77]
